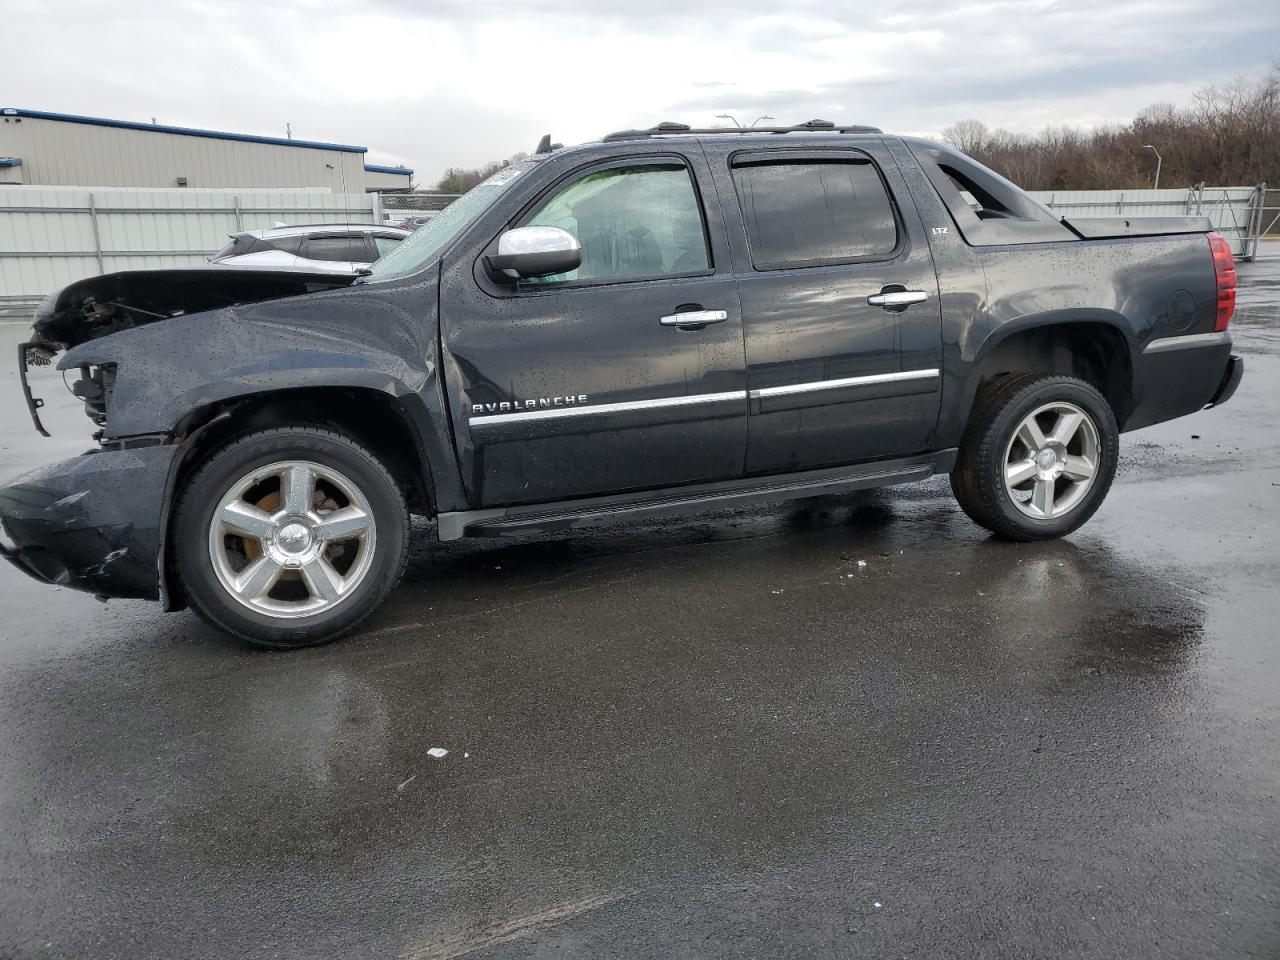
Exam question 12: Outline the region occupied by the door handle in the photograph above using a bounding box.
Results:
[659,309,728,328]
[867,290,929,309]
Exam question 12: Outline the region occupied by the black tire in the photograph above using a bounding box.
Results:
[173,426,409,648]
[950,375,1118,541]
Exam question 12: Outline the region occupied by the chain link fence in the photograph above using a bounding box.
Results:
[1030,184,1268,260]
[379,192,461,224]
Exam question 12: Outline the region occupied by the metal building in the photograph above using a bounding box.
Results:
[362,163,417,193]
[0,107,412,192]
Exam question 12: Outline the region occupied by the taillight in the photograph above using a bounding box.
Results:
[1208,232,1236,332]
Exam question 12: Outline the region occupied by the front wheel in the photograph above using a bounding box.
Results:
[173,426,409,648]
[951,375,1119,541]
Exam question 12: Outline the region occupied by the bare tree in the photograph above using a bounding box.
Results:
[942,119,990,155]
[945,64,1280,190]
[433,151,530,193]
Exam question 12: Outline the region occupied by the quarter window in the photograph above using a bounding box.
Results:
[267,235,304,256]
[732,159,898,269]
[522,163,710,284]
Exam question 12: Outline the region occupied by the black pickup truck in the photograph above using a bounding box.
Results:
[1,120,1243,647]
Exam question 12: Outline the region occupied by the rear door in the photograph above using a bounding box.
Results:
[704,140,943,474]
[439,150,748,507]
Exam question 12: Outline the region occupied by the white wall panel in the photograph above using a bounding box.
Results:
[0,186,379,302]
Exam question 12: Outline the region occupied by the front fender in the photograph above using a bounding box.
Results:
[58,267,470,521]
[60,283,432,438]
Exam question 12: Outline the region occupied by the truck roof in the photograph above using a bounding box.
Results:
[526,120,887,163]
[599,119,883,142]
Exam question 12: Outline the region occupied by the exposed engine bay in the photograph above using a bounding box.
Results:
[30,268,354,348]
[19,268,354,436]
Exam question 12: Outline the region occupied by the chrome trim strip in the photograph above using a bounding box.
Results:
[749,368,940,399]
[469,369,942,427]
[1143,331,1230,354]
[469,390,744,426]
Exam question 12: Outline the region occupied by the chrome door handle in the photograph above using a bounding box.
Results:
[660,309,728,328]
[867,290,929,309]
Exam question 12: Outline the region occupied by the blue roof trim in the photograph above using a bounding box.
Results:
[0,157,21,167]
[1,107,368,154]
[364,163,414,176]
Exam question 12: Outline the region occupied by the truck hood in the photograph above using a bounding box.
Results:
[31,268,355,349]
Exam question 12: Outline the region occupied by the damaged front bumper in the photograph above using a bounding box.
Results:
[0,443,177,601]
[18,339,54,437]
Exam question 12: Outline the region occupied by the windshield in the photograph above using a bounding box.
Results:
[365,162,534,280]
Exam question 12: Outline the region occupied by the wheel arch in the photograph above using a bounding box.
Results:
[948,312,1138,445]
[158,386,436,611]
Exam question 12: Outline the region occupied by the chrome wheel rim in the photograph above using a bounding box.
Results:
[1003,402,1100,520]
[208,460,376,618]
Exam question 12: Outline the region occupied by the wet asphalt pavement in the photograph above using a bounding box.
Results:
[1,255,1279,960]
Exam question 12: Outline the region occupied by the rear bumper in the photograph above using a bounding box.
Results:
[1206,354,1243,408]
[0,444,177,600]
[1125,332,1237,431]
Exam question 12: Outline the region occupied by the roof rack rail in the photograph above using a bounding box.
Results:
[601,119,882,142]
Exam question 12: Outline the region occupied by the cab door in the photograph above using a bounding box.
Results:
[438,150,748,507]
[703,140,943,474]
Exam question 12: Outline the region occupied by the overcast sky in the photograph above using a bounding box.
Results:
[5,0,1279,184]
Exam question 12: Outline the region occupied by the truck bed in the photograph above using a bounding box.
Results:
[1063,216,1212,240]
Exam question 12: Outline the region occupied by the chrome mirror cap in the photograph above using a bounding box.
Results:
[489,226,581,280]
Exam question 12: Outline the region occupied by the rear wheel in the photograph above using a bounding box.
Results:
[951,375,1118,541]
[173,427,409,648]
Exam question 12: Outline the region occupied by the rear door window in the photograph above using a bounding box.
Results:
[302,235,368,262]
[731,158,899,270]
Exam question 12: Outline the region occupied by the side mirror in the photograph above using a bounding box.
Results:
[487,226,581,280]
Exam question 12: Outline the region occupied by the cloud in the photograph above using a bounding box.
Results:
[4,0,1278,184]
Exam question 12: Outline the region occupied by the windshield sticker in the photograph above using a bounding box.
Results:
[483,167,524,187]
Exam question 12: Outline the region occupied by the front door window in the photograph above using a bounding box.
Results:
[523,164,710,284]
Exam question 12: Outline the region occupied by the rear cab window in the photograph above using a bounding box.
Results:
[730,155,900,270]
[940,165,1018,220]
[904,139,1076,245]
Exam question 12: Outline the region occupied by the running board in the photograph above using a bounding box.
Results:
[437,449,957,541]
